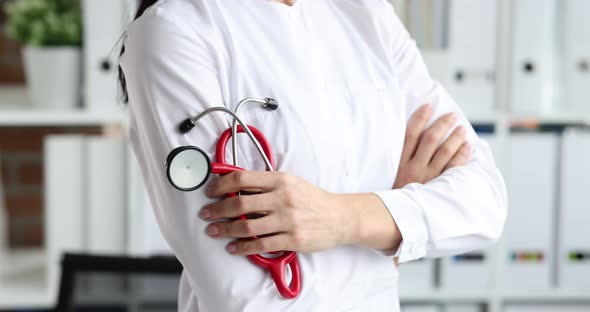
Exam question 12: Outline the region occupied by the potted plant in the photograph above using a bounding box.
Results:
[4,0,82,110]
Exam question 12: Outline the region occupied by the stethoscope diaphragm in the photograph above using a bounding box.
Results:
[166,146,212,191]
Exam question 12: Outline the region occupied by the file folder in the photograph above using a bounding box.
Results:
[404,0,448,50]
[510,0,557,114]
[561,0,590,114]
[128,150,172,256]
[398,258,436,292]
[441,134,496,290]
[559,130,590,289]
[423,51,451,88]
[440,250,492,290]
[447,0,497,118]
[501,133,558,289]
[44,135,87,292]
[87,136,127,255]
[82,0,126,111]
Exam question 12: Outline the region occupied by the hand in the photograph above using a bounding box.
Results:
[393,104,471,189]
[199,172,360,255]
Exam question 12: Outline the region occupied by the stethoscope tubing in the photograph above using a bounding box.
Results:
[188,106,274,171]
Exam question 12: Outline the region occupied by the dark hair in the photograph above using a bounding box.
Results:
[119,0,160,103]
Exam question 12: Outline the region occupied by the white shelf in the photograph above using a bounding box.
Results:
[501,290,590,302]
[0,108,126,126]
[509,113,590,126]
[0,248,45,277]
[399,289,590,303]
[0,249,53,309]
[400,290,491,302]
[0,267,53,309]
[0,87,125,126]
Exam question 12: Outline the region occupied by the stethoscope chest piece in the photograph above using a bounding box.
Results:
[166,146,212,192]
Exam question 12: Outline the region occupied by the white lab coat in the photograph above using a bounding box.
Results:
[120,0,507,311]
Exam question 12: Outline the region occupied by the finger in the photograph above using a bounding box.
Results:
[200,193,277,220]
[444,142,472,171]
[207,171,282,198]
[206,215,282,239]
[401,104,433,163]
[429,126,466,174]
[226,234,292,256]
[413,112,457,165]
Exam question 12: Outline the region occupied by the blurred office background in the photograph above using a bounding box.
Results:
[0,0,589,311]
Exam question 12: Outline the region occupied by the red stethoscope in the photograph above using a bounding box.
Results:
[165,98,301,299]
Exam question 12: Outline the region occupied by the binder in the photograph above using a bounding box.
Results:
[559,130,590,289]
[447,0,497,118]
[501,133,558,289]
[510,0,557,114]
[561,0,590,114]
[398,258,436,292]
[440,250,492,290]
[82,0,126,112]
[423,51,451,88]
[44,135,87,292]
[441,134,496,290]
[404,0,448,50]
[128,150,172,256]
[87,136,127,254]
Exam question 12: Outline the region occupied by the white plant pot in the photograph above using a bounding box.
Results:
[23,47,81,110]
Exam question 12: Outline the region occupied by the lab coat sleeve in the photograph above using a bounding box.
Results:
[373,4,508,263]
[121,11,292,309]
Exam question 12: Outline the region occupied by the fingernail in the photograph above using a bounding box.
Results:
[206,178,218,197]
[206,187,215,198]
[421,103,432,110]
[207,225,219,236]
[226,244,236,254]
[199,209,211,220]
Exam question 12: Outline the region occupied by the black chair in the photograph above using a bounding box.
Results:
[55,253,183,312]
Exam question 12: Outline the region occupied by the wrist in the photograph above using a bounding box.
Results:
[328,192,363,245]
[337,192,401,251]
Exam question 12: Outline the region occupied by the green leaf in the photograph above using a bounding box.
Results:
[3,0,82,46]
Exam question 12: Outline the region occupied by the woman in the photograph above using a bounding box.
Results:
[119,0,507,310]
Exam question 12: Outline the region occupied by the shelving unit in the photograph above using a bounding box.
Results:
[0,108,125,127]
[398,0,590,311]
[0,87,127,310]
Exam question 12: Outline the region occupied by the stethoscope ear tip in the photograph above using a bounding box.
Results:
[263,98,279,111]
[179,118,196,134]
